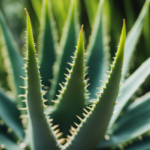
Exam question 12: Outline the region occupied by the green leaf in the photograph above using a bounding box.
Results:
[48,0,79,103]
[30,0,42,21]
[97,92,150,149]
[114,92,150,139]
[0,11,25,108]
[83,0,99,27]
[108,58,150,129]
[122,0,149,78]
[125,135,150,150]
[143,0,150,56]
[0,90,24,141]
[0,134,24,150]
[38,0,58,90]
[24,8,62,150]
[65,19,126,150]
[85,0,109,100]
[50,0,70,36]
[51,26,86,137]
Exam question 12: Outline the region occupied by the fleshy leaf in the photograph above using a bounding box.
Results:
[51,26,86,137]
[109,58,150,129]
[122,0,149,78]
[65,20,126,150]
[48,0,79,103]
[125,135,150,150]
[114,92,150,140]
[0,11,25,107]
[24,8,62,150]
[85,0,109,100]
[38,0,57,91]
[0,134,24,150]
[97,92,150,149]
[0,90,24,141]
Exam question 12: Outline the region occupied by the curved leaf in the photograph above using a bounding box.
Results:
[97,92,150,149]
[109,58,150,128]
[122,0,149,78]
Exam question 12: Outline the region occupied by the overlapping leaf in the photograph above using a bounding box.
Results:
[65,19,126,150]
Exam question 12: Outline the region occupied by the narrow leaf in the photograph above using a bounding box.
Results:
[85,0,109,100]
[97,92,150,149]
[109,58,150,128]
[125,135,150,150]
[0,134,24,150]
[83,0,99,27]
[65,20,126,150]
[38,0,58,90]
[48,0,79,103]
[114,92,150,139]
[50,0,70,36]
[122,0,149,78]
[51,26,86,137]
[0,11,25,107]
[24,8,61,150]
[0,90,24,141]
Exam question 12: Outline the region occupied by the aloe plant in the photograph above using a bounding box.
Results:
[0,0,150,150]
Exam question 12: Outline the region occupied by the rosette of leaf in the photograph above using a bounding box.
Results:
[0,0,150,150]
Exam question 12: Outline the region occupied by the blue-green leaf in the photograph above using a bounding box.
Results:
[51,26,86,137]
[0,11,25,107]
[38,0,58,91]
[48,0,79,103]
[24,8,61,150]
[97,92,150,149]
[109,58,150,129]
[65,19,126,150]
[0,90,24,141]
[0,134,24,150]
[122,0,149,78]
[85,0,109,100]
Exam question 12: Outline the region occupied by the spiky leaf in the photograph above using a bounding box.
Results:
[85,0,109,100]
[51,25,86,137]
[109,58,150,128]
[65,19,126,150]
[48,0,79,103]
[97,92,150,149]
[24,9,61,150]
[38,0,57,90]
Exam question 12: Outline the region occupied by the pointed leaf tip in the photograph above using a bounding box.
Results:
[81,25,84,31]
[123,19,125,25]
[24,8,27,13]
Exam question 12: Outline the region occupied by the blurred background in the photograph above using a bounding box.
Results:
[0,0,149,100]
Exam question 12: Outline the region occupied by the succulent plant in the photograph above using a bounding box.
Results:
[0,0,150,150]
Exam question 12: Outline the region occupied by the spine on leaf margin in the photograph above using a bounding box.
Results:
[65,20,126,150]
[23,8,63,150]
